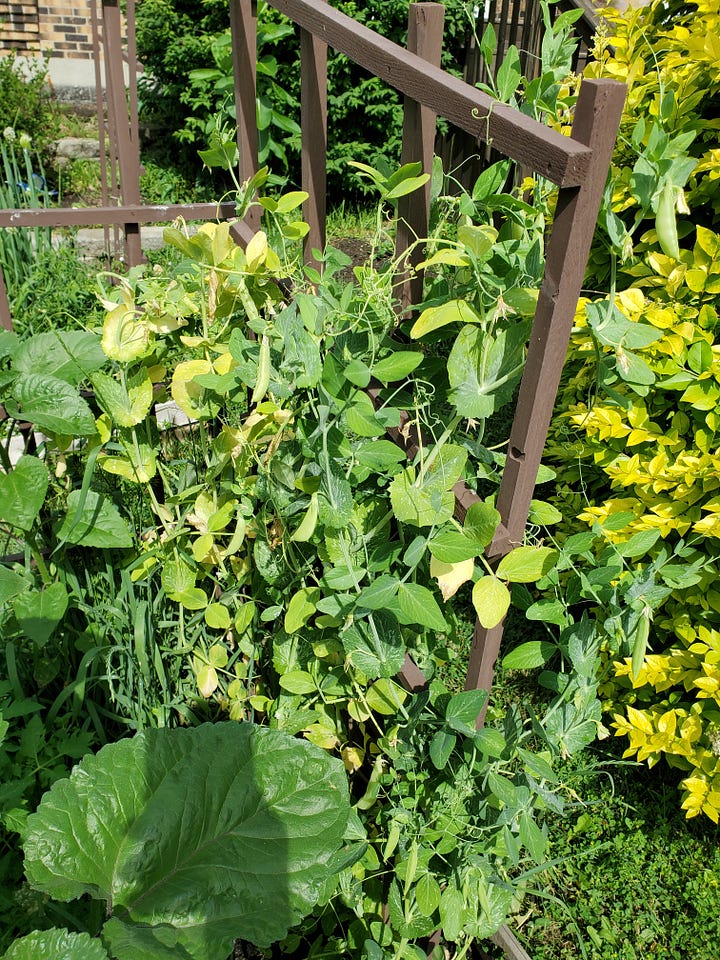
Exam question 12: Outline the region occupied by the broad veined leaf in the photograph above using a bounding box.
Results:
[464,500,500,547]
[364,678,407,715]
[6,375,96,436]
[429,729,457,770]
[410,299,483,339]
[2,928,110,960]
[284,587,321,634]
[0,455,48,531]
[13,331,106,385]
[472,576,511,629]
[495,545,557,583]
[12,581,68,647]
[428,529,481,563]
[447,322,529,420]
[0,565,30,604]
[445,689,487,737]
[91,370,154,427]
[161,560,207,610]
[57,490,133,549]
[502,640,557,671]
[390,468,455,528]
[101,305,150,363]
[466,877,513,939]
[371,351,422,383]
[396,582,448,631]
[342,611,405,679]
[318,462,354,527]
[23,723,351,958]
[358,575,400,610]
[99,443,157,483]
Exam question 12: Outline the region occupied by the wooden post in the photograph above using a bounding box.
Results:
[102,0,143,266]
[464,78,626,710]
[230,0,261,234]
[395,2,445,314]
[301,0,328,269]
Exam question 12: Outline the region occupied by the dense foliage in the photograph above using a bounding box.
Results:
[545,0,720,822]
[135,0,473,196]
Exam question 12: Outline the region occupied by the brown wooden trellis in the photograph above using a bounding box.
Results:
[0,4,623,953]
[0,0,624,734]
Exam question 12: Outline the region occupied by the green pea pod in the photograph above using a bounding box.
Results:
[250,333,271,405]
[655,182,680,260]
[290,492,318,542]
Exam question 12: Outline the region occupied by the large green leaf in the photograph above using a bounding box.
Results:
[24,723,351,960]
[447,322,529,420]
[0,455,48,531]
[57,490,134,549]
[13,331,106,385]
[6,375,96,436]
[11,581,68,647]
[91,370,154,428]
[2,929,109,960]
[342,611,405,679]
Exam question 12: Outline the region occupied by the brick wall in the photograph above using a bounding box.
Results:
[1,0,97,59]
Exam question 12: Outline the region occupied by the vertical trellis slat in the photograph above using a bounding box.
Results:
[300,0,328,269]
[395,2,445,314]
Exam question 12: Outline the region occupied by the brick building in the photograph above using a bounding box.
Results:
[0,0,119,99]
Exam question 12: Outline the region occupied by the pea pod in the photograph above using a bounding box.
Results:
[290,492,318,542]
[655,181,680,260]
[631,608,651,681]
[250,333,271,405]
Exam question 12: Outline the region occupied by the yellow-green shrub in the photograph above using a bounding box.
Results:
[546,0,720,820]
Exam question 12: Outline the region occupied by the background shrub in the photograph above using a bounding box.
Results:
[135,0,473,198]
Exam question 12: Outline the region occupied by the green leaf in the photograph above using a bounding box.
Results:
[525,599,567,626]
[471,576,511,629]
[447,322,529,420]
[12,582,68,647]
[529,500,563,525]
[384,174,430,201]
[358,575,400,610]
[342,611,404,679]
[440,884,465,942]
[415,874,442,916]
[205,603,231,630]
[365,678,407,716]
[0,455,48,531]
[6,375,96,436]
[353,439,405,474]
[318,463,354,527]
[24,723,350,957]
[396,582,448,631]
[161,560,207,610]
[57,490,133,549]
[467,878,513,939]
[474,727,506,757]
[445,689,487,737]
[410,300,483,339]
[279,670,317,695]
[429,729,456,770]
[2,929,109,960]
[91,370,154,428]
[389,468,455,528]
[346,392,385,437]
[496,44,521,101]
[284,587,321,634]
[428,529,481,563]
[502,640,557,671]
[464,501,500,547]
[13,331,106,385]
[0,566,29,605]
[371,352,422,383]
[496,545,557,583]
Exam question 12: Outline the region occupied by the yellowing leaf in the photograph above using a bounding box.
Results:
[410,299,483,339]
[196,663,218,698]
[171,358,215,419]
[430,555,474,600]
[101,305,150,363]
[471,576,511,629]
[246,230,269,271]
[341,745,365,773]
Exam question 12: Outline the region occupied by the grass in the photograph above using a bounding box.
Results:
[516,742,720,960]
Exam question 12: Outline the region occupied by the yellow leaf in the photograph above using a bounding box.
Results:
[430,555,474,600]
[341,745,365,773]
